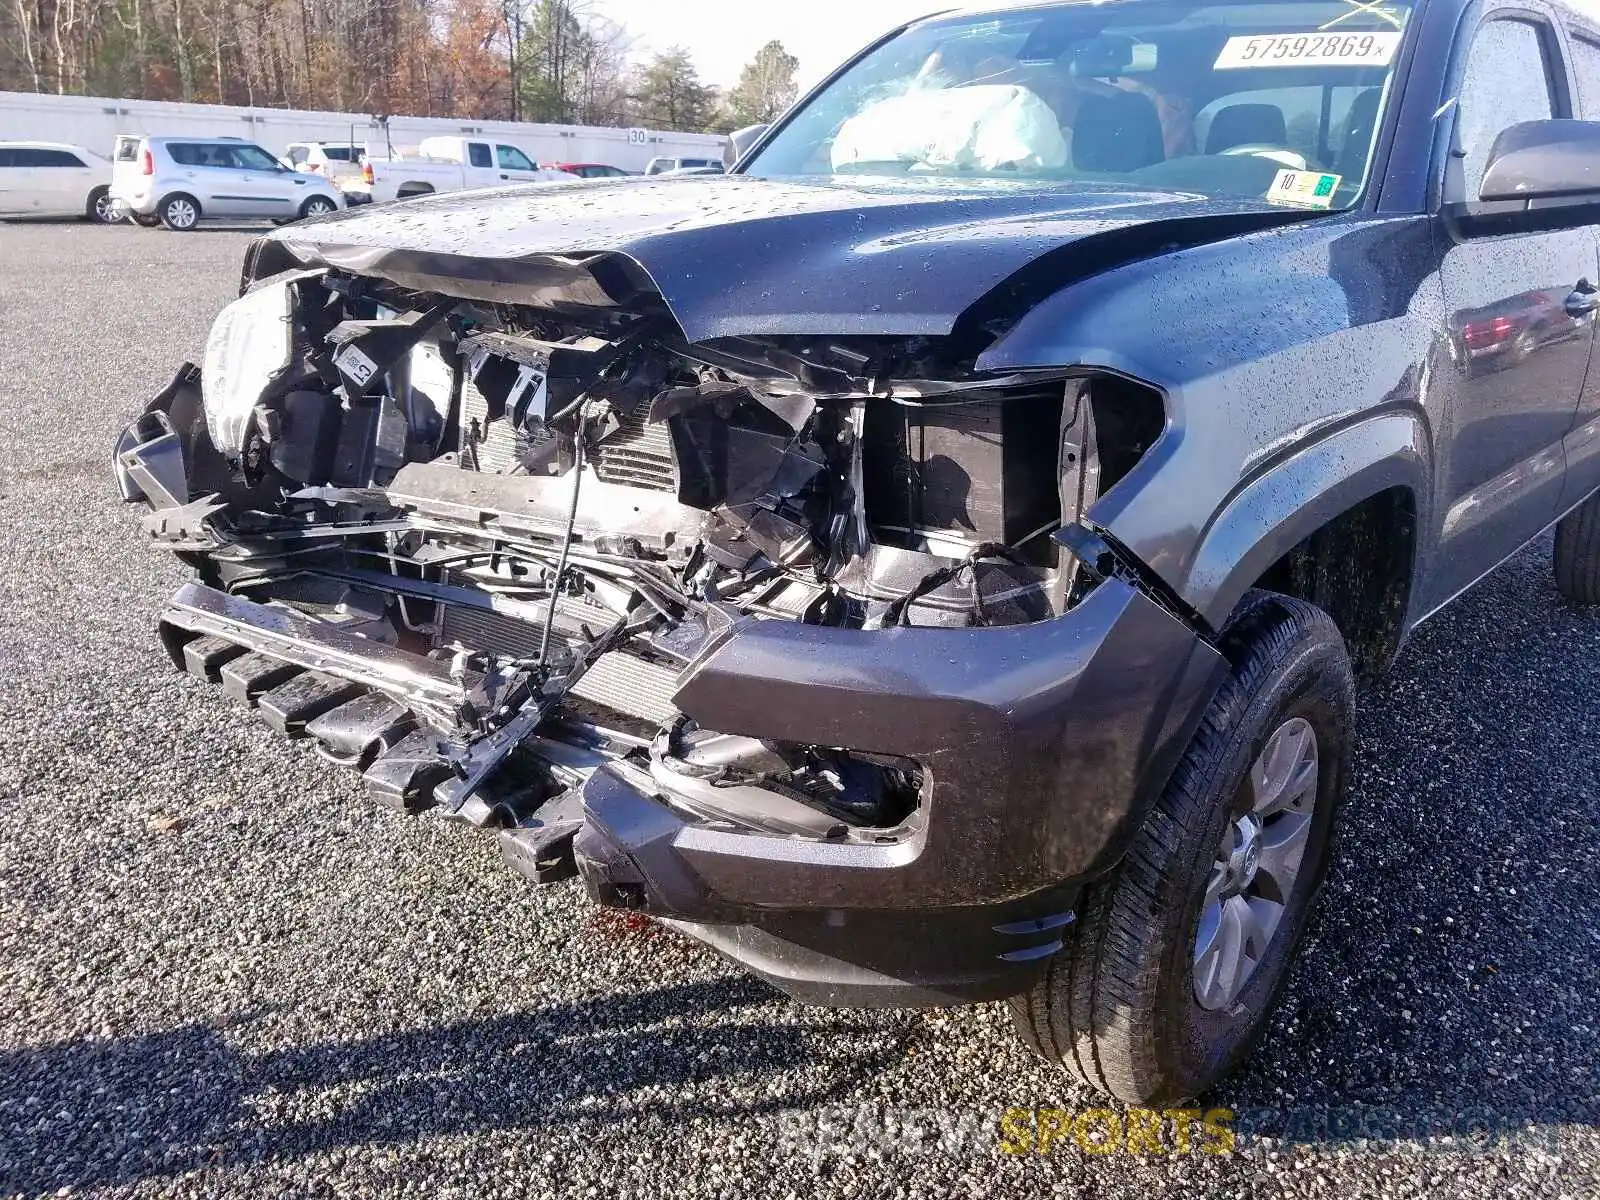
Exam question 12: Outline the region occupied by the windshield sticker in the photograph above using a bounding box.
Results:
[1266,169,1343,209]
[1215,32,1401,69]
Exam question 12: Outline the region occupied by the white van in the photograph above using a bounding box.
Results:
[0,142,116,221]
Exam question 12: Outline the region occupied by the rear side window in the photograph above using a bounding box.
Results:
[1453,19,1559,200]
[5,148,85,167]
[321,146,354,162]
[0,149,15,167]
[1570,36,1600,119]
[496,144,535,171]
[168,143,208,166]
[468,142,492,168]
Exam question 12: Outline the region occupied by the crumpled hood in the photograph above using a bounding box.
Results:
[272,175,1297,343]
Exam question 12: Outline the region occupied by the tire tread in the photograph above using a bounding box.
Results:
[1554,492,1600,605]
[1009,591,1347,1102]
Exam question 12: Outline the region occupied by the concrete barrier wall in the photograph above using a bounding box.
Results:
[0,91,727,171]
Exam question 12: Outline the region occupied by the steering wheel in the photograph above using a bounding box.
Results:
[1219,144,1309,170]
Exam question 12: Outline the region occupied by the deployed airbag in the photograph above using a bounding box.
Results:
[831,84,1070,173]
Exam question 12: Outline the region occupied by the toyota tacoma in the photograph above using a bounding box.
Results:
[111,0,1600,1102]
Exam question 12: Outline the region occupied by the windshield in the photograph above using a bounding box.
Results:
[744,0,1413,210]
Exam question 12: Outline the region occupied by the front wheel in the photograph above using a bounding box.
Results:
[159,193,200,231]
[1553,490,1600,605]
[1010,592,1354,1104]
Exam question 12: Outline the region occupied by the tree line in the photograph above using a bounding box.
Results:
[0,0,800,134]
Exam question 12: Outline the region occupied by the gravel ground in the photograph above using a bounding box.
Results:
[0,221,1596,1200]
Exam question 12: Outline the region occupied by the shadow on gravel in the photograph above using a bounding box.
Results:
[0,976,904,1195]
[1213,545,1600,1149]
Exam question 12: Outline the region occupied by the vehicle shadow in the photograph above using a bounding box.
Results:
[0,975,907,1195]
[1215,541,1600,1147]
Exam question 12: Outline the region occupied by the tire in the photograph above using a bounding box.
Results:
[131,212,162,228]
[86,185,117,224]
[158,193,200,231]
[1553,490,1600,604]
[1010,591,1354,1104]
[298,195,337,220]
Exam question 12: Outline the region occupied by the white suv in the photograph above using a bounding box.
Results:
[110,135,344,230]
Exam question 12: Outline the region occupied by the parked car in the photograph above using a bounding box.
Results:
[111,0,1600,1104]
[344,136,571,205]
[110,135,345,230]
[643,156,724,175]
[0,141,115,222]
[283,141,367,186]
[545,162,631,179]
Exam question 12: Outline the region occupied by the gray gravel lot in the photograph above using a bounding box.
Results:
[0,221,1596,1200]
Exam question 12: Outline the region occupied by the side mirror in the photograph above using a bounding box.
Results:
[1479,119,1600,203]
[729,124,769,162]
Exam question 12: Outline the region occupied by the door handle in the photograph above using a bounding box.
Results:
[499,173,509,180]
[1566,280,1599,319]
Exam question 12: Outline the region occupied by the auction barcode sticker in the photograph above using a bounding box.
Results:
[1215,31,1401,69]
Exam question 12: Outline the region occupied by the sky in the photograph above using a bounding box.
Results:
[593,0,944,91]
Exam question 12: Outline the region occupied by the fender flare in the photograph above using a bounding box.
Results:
[1175,410,1431,629]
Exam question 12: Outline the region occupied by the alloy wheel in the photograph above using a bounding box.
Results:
[1192,715,1319,1011]
[165,198,197,229]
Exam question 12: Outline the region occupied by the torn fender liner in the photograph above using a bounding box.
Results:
[265,175,1306,342]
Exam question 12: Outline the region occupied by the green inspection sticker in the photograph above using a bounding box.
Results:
[1266,168,1343,208]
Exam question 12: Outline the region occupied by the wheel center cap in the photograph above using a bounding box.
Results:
[1229,813,1264,893]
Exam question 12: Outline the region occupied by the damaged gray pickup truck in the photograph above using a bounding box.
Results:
[112,0,1600,1102]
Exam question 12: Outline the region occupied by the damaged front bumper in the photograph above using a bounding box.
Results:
[149,570,1219,1004]
[111,289,1224,1007]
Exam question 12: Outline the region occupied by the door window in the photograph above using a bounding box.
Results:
[468,142,492,168]
[228,144,282,170]
[1453,20,1559,200]
[1569,36,1600,119]
[0,149,15,167]
[495,145,535,171]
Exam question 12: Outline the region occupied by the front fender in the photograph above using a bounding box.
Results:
[1176,411,1431,628]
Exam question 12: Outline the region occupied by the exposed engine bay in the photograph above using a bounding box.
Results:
[116,264,1167,882]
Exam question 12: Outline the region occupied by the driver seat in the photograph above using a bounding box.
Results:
[1205,103,1288,154]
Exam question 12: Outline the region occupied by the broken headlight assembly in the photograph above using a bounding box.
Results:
[201,275,297,459]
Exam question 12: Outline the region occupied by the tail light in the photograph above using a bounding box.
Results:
[139,147,153,176]
[1464,315,1517,348]
[362,160,374,185]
